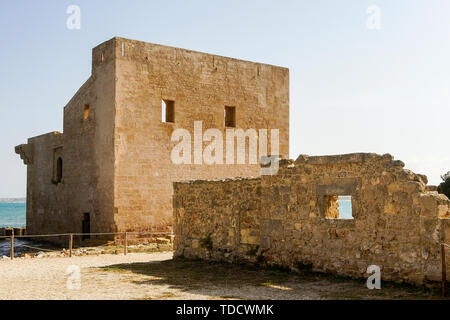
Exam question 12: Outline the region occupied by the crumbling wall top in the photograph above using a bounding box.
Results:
[295,152,394,164]
[174,176,260,186]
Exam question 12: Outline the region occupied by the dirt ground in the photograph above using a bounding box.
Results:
[0,251,446,300]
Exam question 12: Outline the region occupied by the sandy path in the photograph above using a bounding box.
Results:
[0,252,443,300]
[0,252,196,300]
[0,252,326,300]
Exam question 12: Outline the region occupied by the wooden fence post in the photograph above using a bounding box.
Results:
[69,234,73,258]
[124,232,128,256]
[10,233,14,260]
[442,244,447,297]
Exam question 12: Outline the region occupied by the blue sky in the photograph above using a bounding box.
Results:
[1,0,449,197]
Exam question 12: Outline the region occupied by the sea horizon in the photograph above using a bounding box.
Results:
[0,197,26,203]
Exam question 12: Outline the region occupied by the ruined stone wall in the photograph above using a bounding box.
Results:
[113,37,289,232]
[174,153,450,285]
[174,177,261,260]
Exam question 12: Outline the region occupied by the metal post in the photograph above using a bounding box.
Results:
[69,234,73,258]
[10,233,14,260]
[124,232,128,256]
[442,244,447,297]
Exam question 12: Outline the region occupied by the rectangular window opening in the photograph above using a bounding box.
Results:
[162,99,175,123]
[84,104,90,119]
[224,106,236,127]
[325,195,353,220]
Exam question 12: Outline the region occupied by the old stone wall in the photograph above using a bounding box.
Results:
[174,153,450,285]
[174,177,262,260]
[113,37,289,232]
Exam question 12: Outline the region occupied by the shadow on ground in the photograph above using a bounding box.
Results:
[97,257,446,300]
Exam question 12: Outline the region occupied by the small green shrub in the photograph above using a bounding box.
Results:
[437,172,450,199]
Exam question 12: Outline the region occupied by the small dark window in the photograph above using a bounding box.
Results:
[225,106,236,127]
[82,213,90,240]
[84,104,90,119]
[325,195,353,219]
[56,157,63,183]
[162,100,175,123]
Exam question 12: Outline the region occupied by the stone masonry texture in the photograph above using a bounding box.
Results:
[173,153,450,286]
[15,37,289,241]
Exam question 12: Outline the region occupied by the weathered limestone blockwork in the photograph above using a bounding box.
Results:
[16,37,289,241]
[16,132,64,235]
[114,38,288,232]
[174,177,262,260]
[174,153,450,285]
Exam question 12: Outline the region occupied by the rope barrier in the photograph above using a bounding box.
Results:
[1,230,174,260]
[70,232,123,237]
[15,244,55,252]
[124,231,173,235]
[0,233,69,239]
[0,231,173,239]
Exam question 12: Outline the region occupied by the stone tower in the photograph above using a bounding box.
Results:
[15,37,290,238]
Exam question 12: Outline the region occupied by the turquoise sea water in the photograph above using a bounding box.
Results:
[0,202,26,228]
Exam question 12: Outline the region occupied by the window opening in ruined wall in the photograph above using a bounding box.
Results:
[325,195,353,219]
